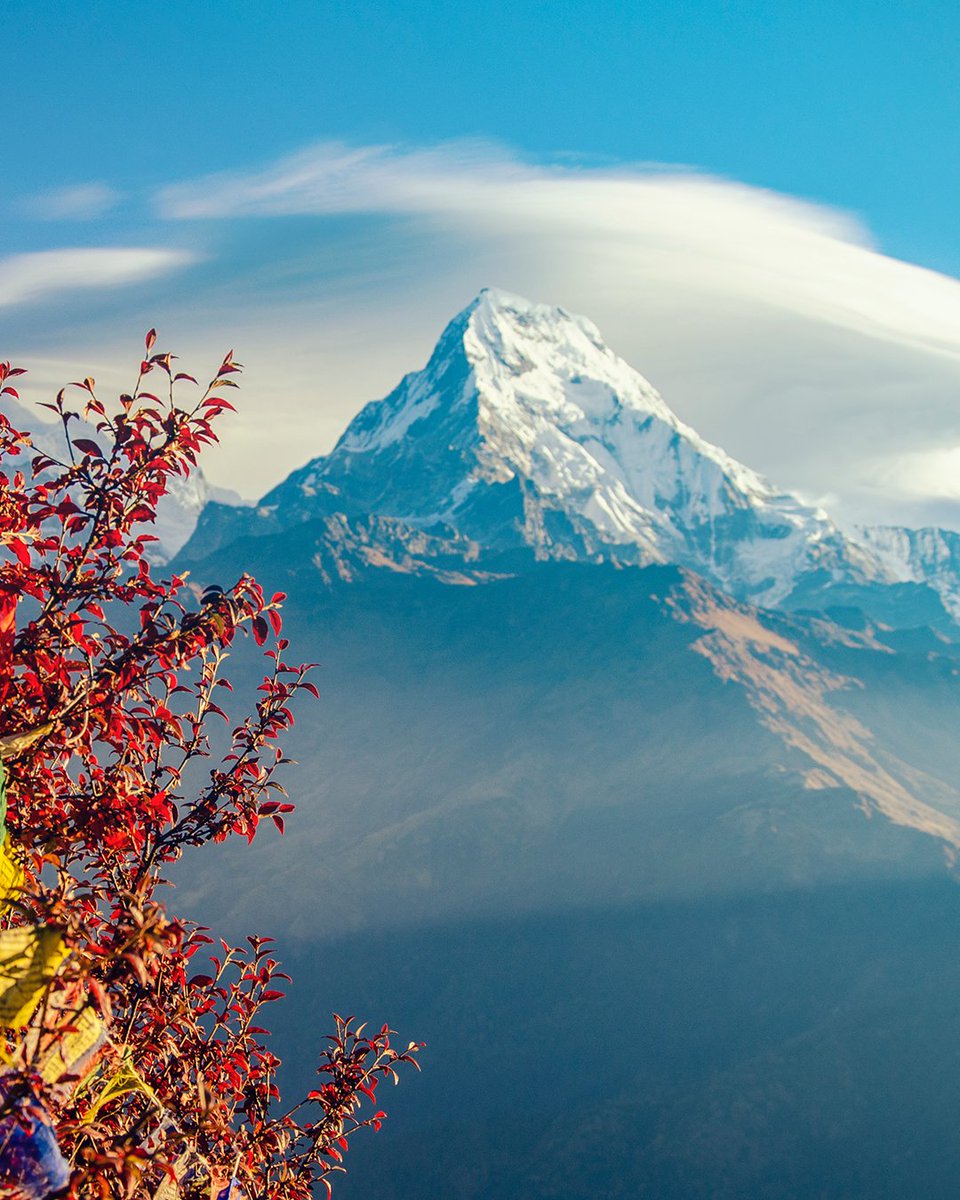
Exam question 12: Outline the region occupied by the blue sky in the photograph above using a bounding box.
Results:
[10,0,959,272]
[5,1,960,525]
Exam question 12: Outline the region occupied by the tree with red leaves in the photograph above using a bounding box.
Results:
[0,335,419,1199]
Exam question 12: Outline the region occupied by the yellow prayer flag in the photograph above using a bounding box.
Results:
[38,1003,107,1085]
[0,925,66,1028]
[83,1053,161,1123]
[9,980,106,1087]
[0,838,24,911]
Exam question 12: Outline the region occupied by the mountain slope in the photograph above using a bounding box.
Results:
[208,289,890,608]
[175,547,960,1200]
[178,540,960,940]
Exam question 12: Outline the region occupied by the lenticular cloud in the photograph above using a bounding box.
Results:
[151,140,960,527]
[158,140,960,363]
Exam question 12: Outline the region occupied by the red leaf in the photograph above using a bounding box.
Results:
[7,538,30,567]
[87,978,113,1022]
[123,952,150,986]
[145,328,157,352]
[252,616,269,645]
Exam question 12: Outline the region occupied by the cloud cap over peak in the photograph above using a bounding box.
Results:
[157,140,960,365]
[11,139,960,531]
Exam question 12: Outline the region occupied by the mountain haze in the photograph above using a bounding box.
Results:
[0,393,241,560]
[177,290,960,1200]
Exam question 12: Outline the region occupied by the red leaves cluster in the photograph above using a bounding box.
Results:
[0,341,420,1198]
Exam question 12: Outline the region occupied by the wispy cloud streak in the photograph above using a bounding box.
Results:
[0,248,195,310]
[24,182,123,221]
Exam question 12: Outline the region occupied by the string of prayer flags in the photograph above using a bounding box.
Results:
[0,928,66,1030]
[0,1074,70,1200]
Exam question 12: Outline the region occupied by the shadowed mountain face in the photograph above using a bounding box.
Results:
[175,291,960,1199]
[271,881,960,1200]
[179,554,960,940]
[175,554,960,1200]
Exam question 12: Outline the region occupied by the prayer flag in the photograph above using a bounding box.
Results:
[0,593,14,708]
[11,981,106,1091]
[0,1076,70,1200]
[153,1147,210,1200]
[0,838,23,910]
[213,1178,245,1200]
[83,1053,160,1123]
[0,928,66,1029]
[37,1005,107,1087]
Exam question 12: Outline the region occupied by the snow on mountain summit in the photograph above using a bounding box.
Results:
[458,287,788,520]
[340,288,684,457]
[258,288,883,606]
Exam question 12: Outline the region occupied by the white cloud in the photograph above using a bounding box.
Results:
[147,141,960,529]
[0,247,196,310]
[158,140,538,220]
[878,446,960,501]
[157,140,960,364]
[6,142,957,530]
[24,182,123,221]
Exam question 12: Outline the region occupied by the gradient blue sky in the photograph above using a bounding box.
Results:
[10,0,959,271]
[5,1,960,525]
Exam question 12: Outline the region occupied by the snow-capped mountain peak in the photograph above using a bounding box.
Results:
[463,288,777,506]
[193,289,925,611]
[275,288,872,604]
[464,288,614,376]
[341,288,680,455]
